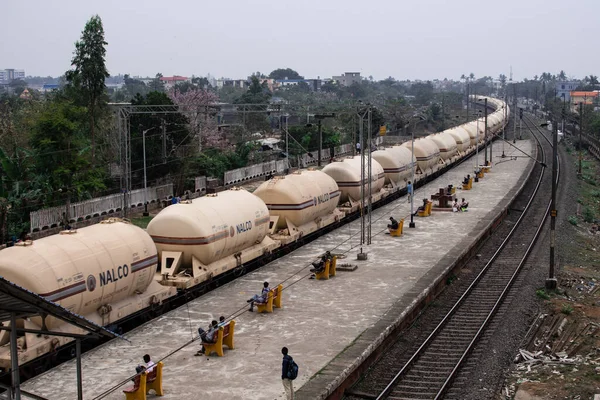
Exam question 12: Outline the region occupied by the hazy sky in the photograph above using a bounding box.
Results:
[2,0,595,81]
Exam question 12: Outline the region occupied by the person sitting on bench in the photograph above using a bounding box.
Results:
[413,198,428,216]
[217,315,226,327]
[196,320,219,355]
[388,217,399,230]
[463,174,471,185]
[310,255,327,274]
[460,198,469,210]
[452,199,459,212]
[247,282,270,312]
[135,354,155,374]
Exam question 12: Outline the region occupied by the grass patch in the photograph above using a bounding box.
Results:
[561,303,574,315]
[536,289,551,300]
[568,216,578,226]
[583,207,595,223]
[582,174,597,186]
[131,216,153,229]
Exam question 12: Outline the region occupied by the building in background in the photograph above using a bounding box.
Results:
[555,81,578,101]
[160,75,189,90]
[0,69,25,83]
[570,91,599,112]
[332,72,361,87]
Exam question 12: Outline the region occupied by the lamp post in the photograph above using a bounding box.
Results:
[408,114,425,229]
[477,98,489,164]
[578,102,583,175]
[474,110,482,181]
[539,118,558,290]
[309,113,336,167]
[141,126,156,217]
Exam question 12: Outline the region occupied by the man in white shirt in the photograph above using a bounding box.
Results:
[136,354,155,374]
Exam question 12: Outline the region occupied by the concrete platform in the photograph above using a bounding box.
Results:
[21,140,535,400]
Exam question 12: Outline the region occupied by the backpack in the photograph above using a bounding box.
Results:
[287,358,299,380]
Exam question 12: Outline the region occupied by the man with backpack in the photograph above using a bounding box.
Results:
[281,347,298,399]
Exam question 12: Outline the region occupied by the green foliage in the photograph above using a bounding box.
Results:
[568,215,578,226]
[536,289,551,300]
[287,125,340,154]
[582,207,595,223]
[188,143,256,179]
[30,99,106,202]
[65,15,110,160]
[129,91,191,186]
[268,68,303,80]
[234,76,272,132]
[561,303,574,315]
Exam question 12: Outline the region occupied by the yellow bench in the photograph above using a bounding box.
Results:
[315,256,338,280]
[476,169,484,179]
[203,321,235,357]
[417,201,433,217]
[256,284,283,313]
[329,256,337,277]
[388,219,404,237]
[124,361,164,400]
[462,178,473,190]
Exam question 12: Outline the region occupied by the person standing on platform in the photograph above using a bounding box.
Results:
[281,347,297,399]
[407,181,413,203]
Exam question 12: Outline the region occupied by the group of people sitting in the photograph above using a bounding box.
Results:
[195,316,227,355]
[309,252,333,278]
[453,198,469,212]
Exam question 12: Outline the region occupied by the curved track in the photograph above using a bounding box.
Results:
[346,117,556,400]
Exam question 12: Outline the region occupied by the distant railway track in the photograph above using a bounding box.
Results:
[345,117,556,400]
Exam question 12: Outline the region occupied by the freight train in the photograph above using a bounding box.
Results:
[0,96,509,370]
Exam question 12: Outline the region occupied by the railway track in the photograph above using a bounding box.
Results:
[345,116,556,400]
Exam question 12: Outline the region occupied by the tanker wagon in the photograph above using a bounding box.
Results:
[0,219,176,370]
[147,188,279,290]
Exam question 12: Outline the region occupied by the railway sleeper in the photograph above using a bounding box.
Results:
[393,383,443,393]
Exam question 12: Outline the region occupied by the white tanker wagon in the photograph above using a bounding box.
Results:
[322,156,386,207]
[147,187,279,290]
[253,169,344,244]
[0,219,176,370]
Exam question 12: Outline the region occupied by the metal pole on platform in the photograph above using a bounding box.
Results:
[10,312,20,400]
[367,106,372,245]
[502,94,507,157]
[513,84,518,143]
[76,339,83,400]
[483,98,488,164]
[579,102,583,175]
[317,119,322,167]
[546,118,558,290]
[409,127,416,228]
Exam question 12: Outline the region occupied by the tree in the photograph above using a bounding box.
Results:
[168,87,224,149]
[30,98,106,206]
[65,15,109,162]
[558,70,567,81]
[234,76,272,133]
[268,68,303,80]
[129,92,191,187]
